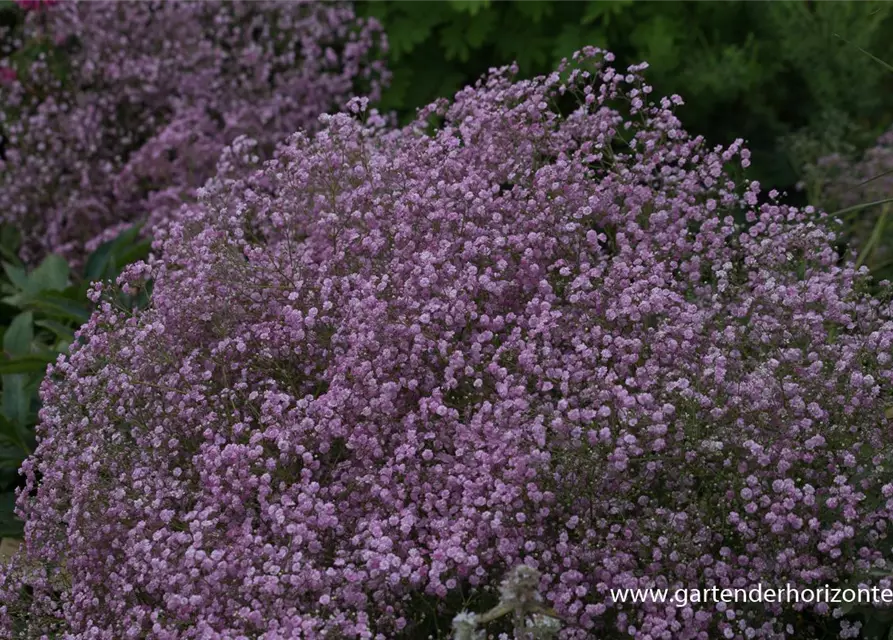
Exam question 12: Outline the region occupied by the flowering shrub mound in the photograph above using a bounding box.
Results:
[0,0,387,263]
[4,49,893,639]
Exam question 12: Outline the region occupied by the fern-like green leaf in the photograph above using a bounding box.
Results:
[447,0,490,16]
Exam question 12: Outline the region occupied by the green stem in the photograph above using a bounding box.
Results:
[856,203,891,269]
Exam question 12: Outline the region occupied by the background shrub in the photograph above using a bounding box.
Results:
[0,0,387,264]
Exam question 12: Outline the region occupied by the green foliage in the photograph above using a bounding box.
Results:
[0,225,151,538]
[360,0,893,195]
[792,44,893,285]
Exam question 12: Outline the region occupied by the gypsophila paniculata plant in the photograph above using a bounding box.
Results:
[0,0,387,264]
[4,48,893,639]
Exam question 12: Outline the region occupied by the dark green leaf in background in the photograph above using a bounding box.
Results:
[23,291,90,324]
[0,490,23,538]
[0,354,56,375]
[447,0,490,17]
[3,312,33,357]
[27,253,69,293]
[1,262,28,291]
[35,319,75,342]
[0,225,22,267]
[1,374,30,432]
[83,223,144,283]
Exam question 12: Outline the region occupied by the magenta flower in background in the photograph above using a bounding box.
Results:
[3,49,893,639]
[12,0,57,11]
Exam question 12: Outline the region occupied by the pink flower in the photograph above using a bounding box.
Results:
[0,67,16,85]
[13,0,57,11]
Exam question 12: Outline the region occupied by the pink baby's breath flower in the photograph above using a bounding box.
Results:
[13,0,57,10]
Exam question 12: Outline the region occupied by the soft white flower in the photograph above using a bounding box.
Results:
[451,611,482,640]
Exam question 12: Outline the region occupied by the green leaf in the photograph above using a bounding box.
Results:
[0,444,24,471]
[581,0,635,26]
[35,319,75,342]
[1,374,30,432]
[83,238,117,283]
[375,65,413,114]
[447,0,489,16]
[388,18,434,60]
[0,414,31,464]
[439,19,472,61]
[464,9,496,49]
[629,15,680,67]
[0,295,27,310]
[0,225,21,267]
[112,239,152,275]
[513,1,553,23]
[0,354,56,375]
[0,245,21,268]
[2,262,29,292]
[493,23,552,71]
[27,253,69,293]
[855,607,893,640]
[357,1,389,21]
[0,490,23,538]
[0,415,22,448]
[83,223,145,283]
[0,225,20,254]
[22,291,90,324]
[552,24,607,60]
[3,312,33,357]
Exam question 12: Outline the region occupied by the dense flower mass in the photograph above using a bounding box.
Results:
[4,49,893,639]
[0,0,387,263]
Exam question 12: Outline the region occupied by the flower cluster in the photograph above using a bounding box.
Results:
[0,0,387,263]
[12,0,57,11]
[4,49,893,639]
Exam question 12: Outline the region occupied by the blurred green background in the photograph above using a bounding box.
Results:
[359,0,893,201]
